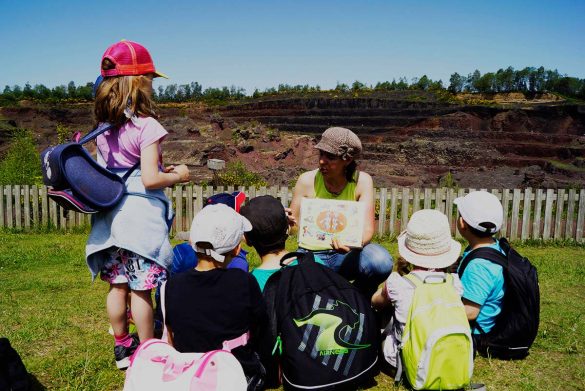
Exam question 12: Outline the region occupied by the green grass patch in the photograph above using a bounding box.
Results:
[0,233,584,390]
[548,160,585,173]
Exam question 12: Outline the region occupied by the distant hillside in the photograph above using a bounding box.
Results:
[1,91,584,189]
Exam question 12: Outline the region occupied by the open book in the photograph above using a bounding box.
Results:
[298,198,364,250]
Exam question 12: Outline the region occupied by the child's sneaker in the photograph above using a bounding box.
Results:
[114,334,140,370]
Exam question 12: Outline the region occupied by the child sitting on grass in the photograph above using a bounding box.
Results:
[239,195,324,291]
[454,191,505,349]
[371,209,466,382]
[164,204,267,390]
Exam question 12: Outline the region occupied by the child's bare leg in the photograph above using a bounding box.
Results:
[107,283,130,337]
[131,289,154,342]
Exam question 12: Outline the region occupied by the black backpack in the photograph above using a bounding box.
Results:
[261,252,379,390]
[458,238,540,360]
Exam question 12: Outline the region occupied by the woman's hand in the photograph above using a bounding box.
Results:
[331,237,351,253]
[284,207,297,228]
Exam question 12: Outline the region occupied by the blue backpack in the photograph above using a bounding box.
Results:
[41,123,139,214]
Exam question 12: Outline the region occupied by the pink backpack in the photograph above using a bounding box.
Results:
[123,337,248,390]
[124,282,249,390]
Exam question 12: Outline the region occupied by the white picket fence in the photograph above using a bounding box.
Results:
[1,185,584,242]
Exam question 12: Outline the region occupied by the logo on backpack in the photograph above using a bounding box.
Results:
[294,300,370,356]
[261,252,379,390]
[43,148,53,180]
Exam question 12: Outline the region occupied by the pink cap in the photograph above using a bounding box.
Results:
[100,40,168,78]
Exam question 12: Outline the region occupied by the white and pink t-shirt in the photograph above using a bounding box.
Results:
[96,117,167,168]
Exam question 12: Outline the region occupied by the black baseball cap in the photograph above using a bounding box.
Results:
[240,195,289,248]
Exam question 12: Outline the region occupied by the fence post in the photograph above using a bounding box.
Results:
[15,185,22,229]
[576,189,585,243]
[280,185,289,207]
[445,188,455,233]
[186,185,194,226]
[193,186,203,215]
[455,189,466,239]
[500,189,510,238]
[378,187,387,235]
[412,188,421,214]
[389,188,398,235]
[248,186,257,200]
[68,208,76,230]
[565,189,577,240]
[521,188,532,241]
[0,185,4,228]
[510,189,521,240]
[543,189,555,241]
[423,188,432,209]
[49,198,58,229]
[32,186,39,229]
[23,185,30,230]
[554,189,565,240]
[175,185,183,233]
[532,189,544,240]
[6,186,13,228]
[401,188,410,232]
[435,188,444,213]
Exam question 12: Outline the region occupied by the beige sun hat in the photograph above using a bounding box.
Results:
[397,209,461,269]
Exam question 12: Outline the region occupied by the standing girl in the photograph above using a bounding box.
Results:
[85,40,189,369]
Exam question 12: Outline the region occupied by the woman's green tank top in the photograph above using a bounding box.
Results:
[313,170,358,200]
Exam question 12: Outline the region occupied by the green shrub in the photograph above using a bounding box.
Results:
[215,160,267,187]
[56,123,72,143]
[438,171,459,190]
[0,129,42,185]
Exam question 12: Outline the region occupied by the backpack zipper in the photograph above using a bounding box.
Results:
[272,334,282,355]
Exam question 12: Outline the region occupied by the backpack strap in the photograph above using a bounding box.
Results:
[404,272,451,286]
[458,241,509,336]
[457,242,508,278]
[279,251,315,267]
[89,123,141,182]
[121,161,141,182]
[403,273,421,287]
[222,332,250,351]
[77,122,117,145]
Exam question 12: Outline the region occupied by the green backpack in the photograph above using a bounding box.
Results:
[400,273,473,390]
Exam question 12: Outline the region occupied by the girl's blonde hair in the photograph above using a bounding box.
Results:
[94,60,157,126]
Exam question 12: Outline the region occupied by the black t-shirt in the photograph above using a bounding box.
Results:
[165,268,267,375]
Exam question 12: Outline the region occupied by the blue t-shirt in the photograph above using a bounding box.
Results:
[251,255,326,291]
[458,240,505,334]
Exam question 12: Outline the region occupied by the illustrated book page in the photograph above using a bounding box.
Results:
[298,198,364,250]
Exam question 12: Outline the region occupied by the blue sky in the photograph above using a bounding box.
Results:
[1,0,584,93]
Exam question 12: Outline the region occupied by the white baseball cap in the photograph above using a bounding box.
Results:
[398,209,461,269]
[189,204,252,262]
[454,191,503,234]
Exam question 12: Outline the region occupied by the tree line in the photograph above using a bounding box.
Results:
[1,66,583,105]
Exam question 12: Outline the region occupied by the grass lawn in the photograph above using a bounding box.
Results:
[0,232,584,390]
